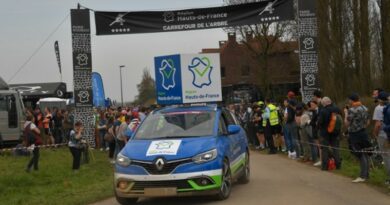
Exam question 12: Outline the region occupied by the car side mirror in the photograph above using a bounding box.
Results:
[227,125,240,135]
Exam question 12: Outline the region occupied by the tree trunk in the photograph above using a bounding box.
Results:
[382,0,390,90]
[360,0,371,93]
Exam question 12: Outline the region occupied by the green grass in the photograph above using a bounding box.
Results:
[0,147,114,205]
[335,143,388,190]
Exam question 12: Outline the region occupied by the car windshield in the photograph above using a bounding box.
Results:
[134,110,215,140]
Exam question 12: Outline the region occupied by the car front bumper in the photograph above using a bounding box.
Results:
[114,169,222,198]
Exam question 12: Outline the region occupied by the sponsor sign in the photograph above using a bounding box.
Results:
[298,0,320,103]
[155,53,222,105]
[71,9,93,107]
[95,0,294,35]
[71,9,95,146]
[146,140,182,156]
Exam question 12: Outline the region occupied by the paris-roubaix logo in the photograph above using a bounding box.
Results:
[159,59,176,90]
[188,57,213,88]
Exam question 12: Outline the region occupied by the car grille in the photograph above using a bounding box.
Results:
[132,158,193,175]
[131,180,192,191]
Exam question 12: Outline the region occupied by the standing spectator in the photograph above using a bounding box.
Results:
[68,121,84,171]
[318,97,342,170]
[308,101,320,165]
[24,114,42,172]
[63,109,74,143]
[262,99,279,154]
[253,102,265,150]
[116,115,130,151]
[312,90,324,166]
[42,107,54,146]
[284,99,298,159]
[372,88,384,103]
[245,104,258,147]
[106,117,116,163]
[52,109,64,144]
[372,91,390,185]
[97,111,108,151]
[344,93,370,183]
[33,107,44,144]
[139,107,147,122]
[298,103,313,162]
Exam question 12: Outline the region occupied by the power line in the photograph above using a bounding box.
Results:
[7,12,70,84]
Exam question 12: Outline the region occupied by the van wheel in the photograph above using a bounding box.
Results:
[115,192,138,205]
[238,151,250,184]
[216,159,232,200]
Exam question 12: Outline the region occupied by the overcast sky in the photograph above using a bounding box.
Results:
[0,0,227,102]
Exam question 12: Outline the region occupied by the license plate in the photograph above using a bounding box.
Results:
[144,187,177,196]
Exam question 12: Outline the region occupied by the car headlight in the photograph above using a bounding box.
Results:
[116,153,131,167]
[192,149,218,164]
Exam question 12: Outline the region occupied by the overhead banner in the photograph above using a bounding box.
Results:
[298,0,320,103]
[95,0,294,35]
[54,41,62,74]
[71,9,95,146]
[92,72,106,108]
[154,53,222,105]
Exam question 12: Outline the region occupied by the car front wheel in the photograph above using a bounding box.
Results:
[216,159,232,200]
[238,151,250,184]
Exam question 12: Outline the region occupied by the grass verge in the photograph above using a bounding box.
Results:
[0,147,114,205]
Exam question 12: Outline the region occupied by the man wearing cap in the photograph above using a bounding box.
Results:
[344,93,370,183]
[372,91,390,186]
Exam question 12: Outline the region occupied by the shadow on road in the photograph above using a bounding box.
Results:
[137,197,213,205]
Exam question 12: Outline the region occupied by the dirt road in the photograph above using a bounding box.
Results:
[92,151,389,205]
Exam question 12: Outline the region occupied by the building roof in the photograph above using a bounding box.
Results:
[0,76,9,90]
[9,82,67,99]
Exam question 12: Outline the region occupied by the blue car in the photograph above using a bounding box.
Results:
[114,105,250,204]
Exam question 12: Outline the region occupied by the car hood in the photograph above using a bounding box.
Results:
[121,136,217,161]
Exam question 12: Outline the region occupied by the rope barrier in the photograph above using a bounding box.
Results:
[0,143,68,153]
[297,140,390,155]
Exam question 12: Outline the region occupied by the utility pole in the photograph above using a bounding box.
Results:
[119,65,125,107]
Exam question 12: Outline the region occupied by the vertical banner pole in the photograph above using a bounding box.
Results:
[298,0,320,103]
[71,9,95,147]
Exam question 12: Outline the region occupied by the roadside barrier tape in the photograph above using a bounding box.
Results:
[297,140,390,155]
[0,143,68,152]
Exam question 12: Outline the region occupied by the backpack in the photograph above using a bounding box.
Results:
[327,113,342,134]
[383,104,390,138]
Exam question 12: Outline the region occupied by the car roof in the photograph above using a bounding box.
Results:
[153,105,219,114]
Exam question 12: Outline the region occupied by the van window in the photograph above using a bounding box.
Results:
[0,94,18,128]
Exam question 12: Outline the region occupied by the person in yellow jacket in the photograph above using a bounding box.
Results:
[262,99,279,154]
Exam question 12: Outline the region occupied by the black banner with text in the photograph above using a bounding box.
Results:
[95,0,294,35]
[71,9,93,107]
[71,9,95,146]
[298,0,320,103]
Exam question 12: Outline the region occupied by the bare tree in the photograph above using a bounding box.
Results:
[224,0,298,96]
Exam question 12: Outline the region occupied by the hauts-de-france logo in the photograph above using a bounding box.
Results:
[155,141,174,150]
[188,57,213,88]
[159,59,176,90]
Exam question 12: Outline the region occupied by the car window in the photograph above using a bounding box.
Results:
[222,110,236,125]
[134,111,216,140]
[218,115,227,136]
